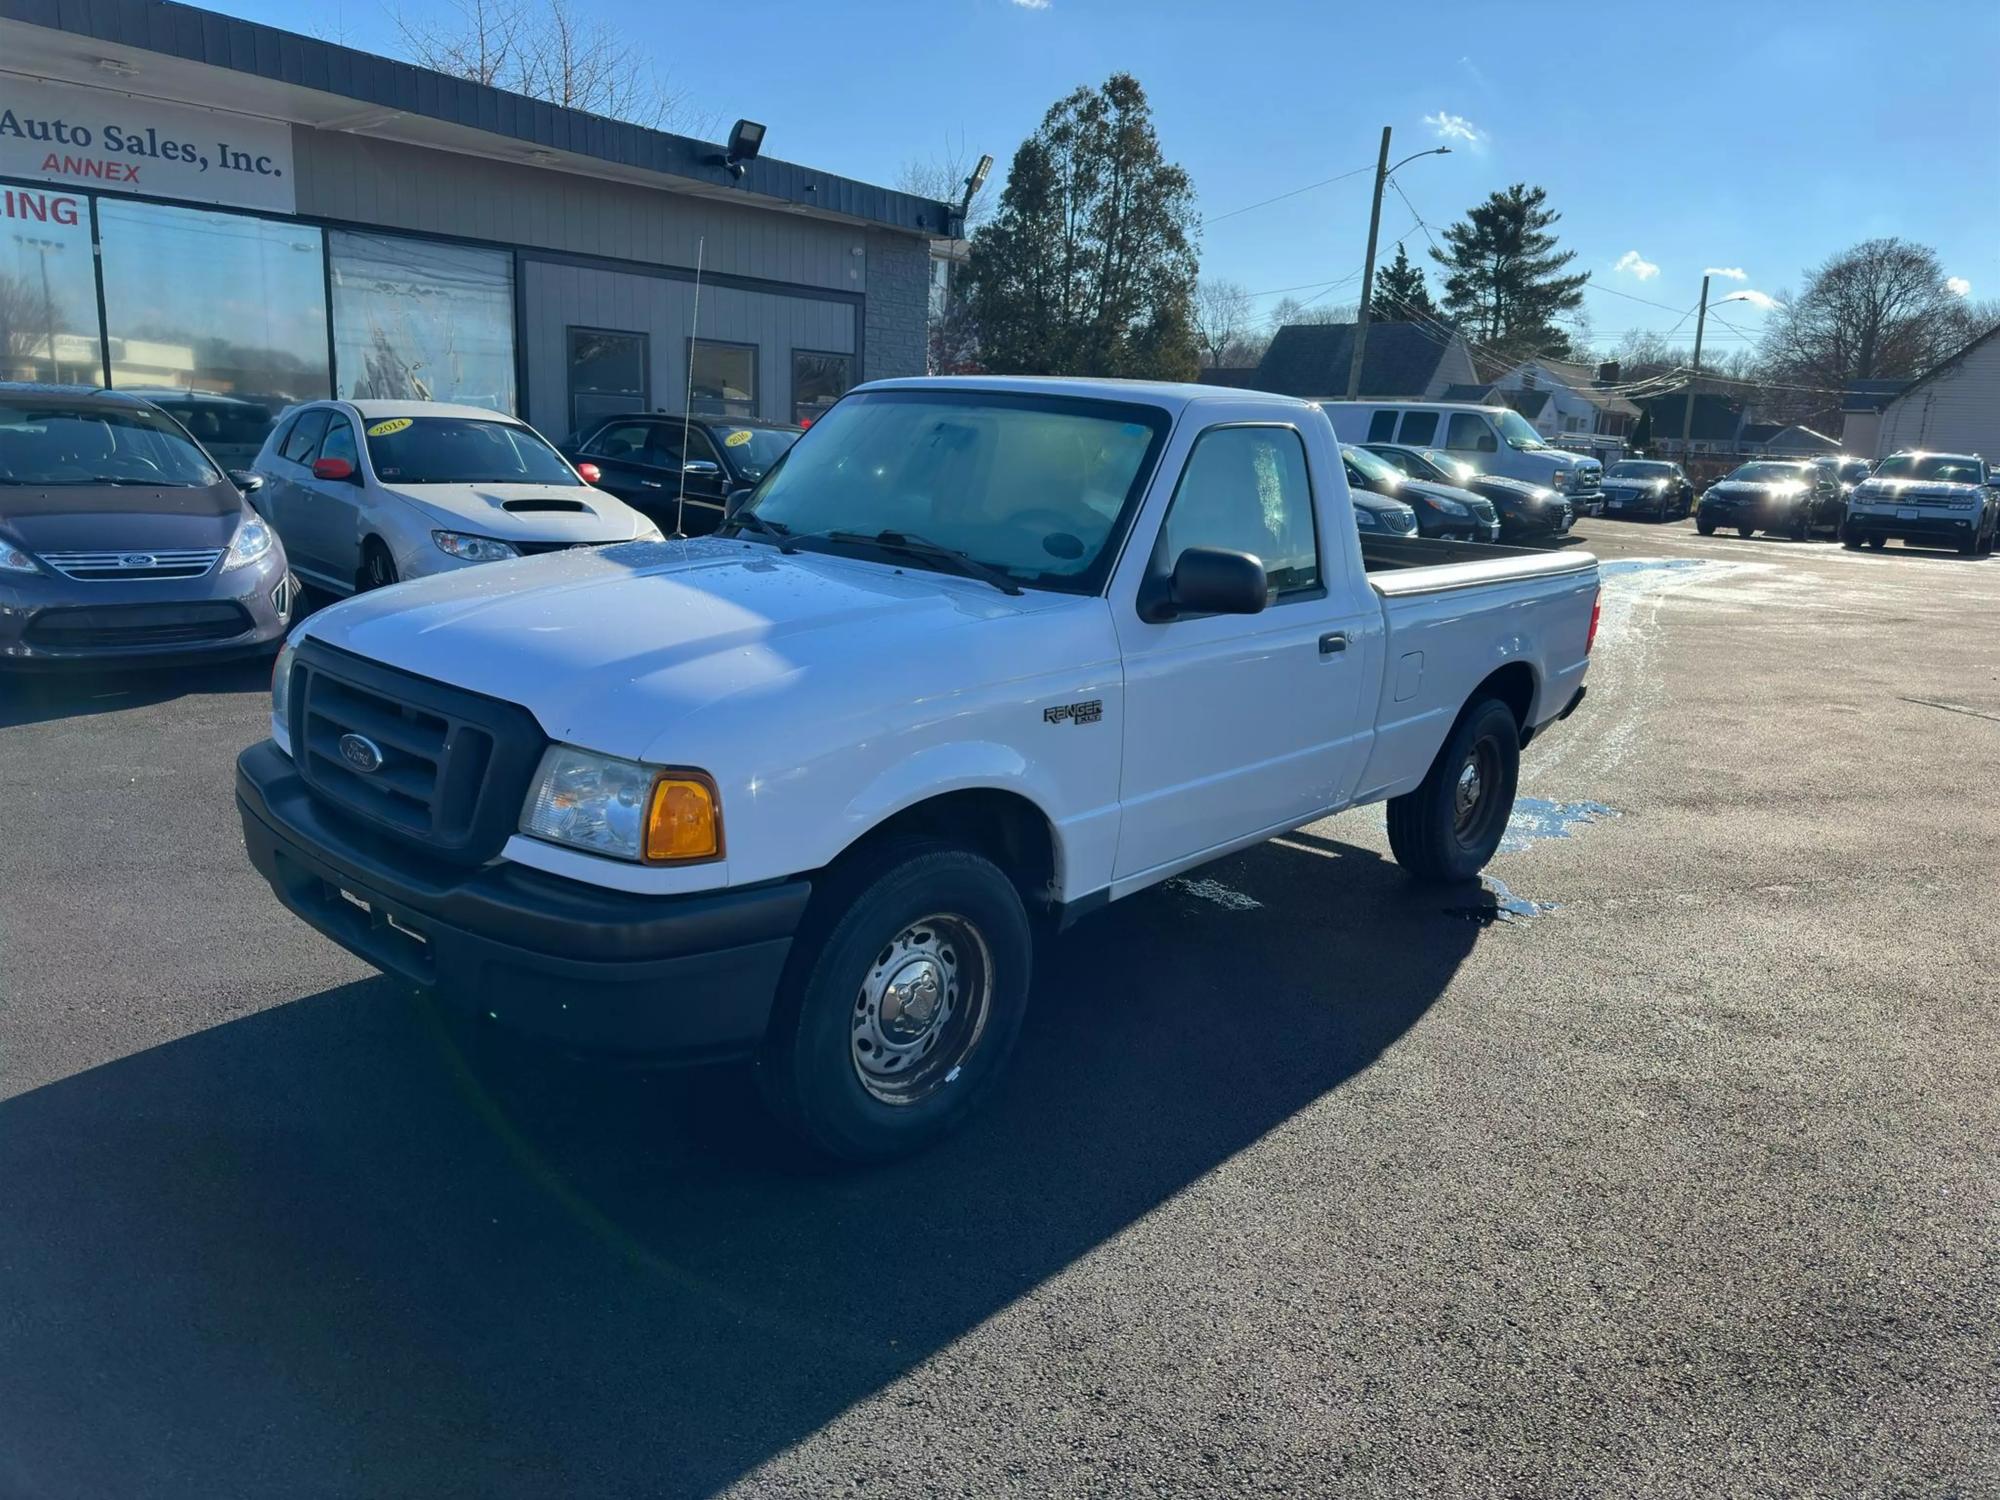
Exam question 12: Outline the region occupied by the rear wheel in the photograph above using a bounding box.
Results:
[1841,529,1862,550]
[360,539,398,591]
[1387,697,1521,884]
[1737,525,1756,538]
[1868,536,1888,550]
[758,838,1031,1163]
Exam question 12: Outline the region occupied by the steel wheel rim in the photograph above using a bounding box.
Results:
[1452,735,1505,848]
[850,913,993,1106]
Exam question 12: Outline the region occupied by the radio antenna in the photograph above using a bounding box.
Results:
[674,235,705,539]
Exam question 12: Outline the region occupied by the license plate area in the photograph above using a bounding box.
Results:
[1897,507,1920,520]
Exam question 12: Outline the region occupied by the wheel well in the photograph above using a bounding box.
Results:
[836,790,1058,911]
[1473,661,1537,736]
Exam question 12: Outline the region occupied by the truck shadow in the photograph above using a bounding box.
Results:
[0,655,272,729]
[0,835,1478,1498]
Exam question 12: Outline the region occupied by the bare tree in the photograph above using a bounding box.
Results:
[901,139,995,376]
[898,137,996,231]
[1267,296,1354,332]
[1760,238,1972,393]
[393,0,707,132]
[1193,279,1262,369]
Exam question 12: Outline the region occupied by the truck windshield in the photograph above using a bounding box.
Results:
[1608,461,1674,477]
[1873,454,1983,484]
[1493,410,1548,450]
[736,390,1169,592]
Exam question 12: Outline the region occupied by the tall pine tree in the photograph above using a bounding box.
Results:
[1370,244,1438,323]
[965,75,1200,380]
[1430,184,1587,361]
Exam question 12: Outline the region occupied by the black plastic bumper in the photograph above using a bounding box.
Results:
[1843,514,1977,546]
[236,740,810,1060]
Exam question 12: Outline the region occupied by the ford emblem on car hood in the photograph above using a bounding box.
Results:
[337,733,385,774]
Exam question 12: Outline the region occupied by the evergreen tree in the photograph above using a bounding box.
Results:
[1430,184,1588,359]
[1370,244,1438,324]
[965,75,1200,380]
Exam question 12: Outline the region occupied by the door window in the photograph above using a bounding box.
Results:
[1366,410,1397,442]
[317,417,359,471]
[567,328,649,436]
[682,427,723,469]
[280,409,331,464]
[581,421,658,461]
[1158,425,1320,599]
[1397,411,1439,445]
[1446,413,1498,452]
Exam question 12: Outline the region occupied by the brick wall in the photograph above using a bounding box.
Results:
[863,231,933,381]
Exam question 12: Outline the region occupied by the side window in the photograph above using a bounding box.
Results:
[1446,413,1497,453]
[1366,409,1397,443]
[280,409,330,464]
[682,427,724,468]
[316,417,359,470]
[1159,425,1321,600]
[644,422,690,469]
[1398,411,1439,445]
[582,422,654,460]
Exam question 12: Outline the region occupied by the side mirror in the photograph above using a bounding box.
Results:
[723,487,753,519]
[1138,546,1269,623]
[228,469,264,494]
[574,461,603,485]
[682,459,723,479]
[312,457,356,483]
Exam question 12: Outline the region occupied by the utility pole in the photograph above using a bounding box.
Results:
[1678,274,1711,459]
[1345,126,1393,401]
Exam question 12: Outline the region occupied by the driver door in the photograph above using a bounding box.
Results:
[292,414,368,581]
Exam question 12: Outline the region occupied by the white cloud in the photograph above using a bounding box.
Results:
[1704,266,1748,281]
[1721,289,1782,311]
[1614,250,1660,281]
[1422,110,1482,145]
[1947,275,1971,297]
[1007,0,1051,9]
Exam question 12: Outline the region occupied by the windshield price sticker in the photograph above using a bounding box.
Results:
[724,430,754,447]
[367,418,414,437]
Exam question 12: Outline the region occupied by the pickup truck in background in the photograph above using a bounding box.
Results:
[1320,399,1605,513]
[237,379,1601,1162]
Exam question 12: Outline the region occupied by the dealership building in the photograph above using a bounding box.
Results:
[0,0,952,451]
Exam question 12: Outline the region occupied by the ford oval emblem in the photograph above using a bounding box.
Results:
[120,553,156,568]
[337,733,384,774]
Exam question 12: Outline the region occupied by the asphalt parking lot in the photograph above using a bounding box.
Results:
[2,518,1996,1498]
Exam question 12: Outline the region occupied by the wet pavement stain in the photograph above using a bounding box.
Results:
[1498,797,1619,855]
[1598,557,1709,578]
[1444,875,1557,926]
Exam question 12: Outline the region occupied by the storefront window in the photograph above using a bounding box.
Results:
[0,187,101,384]
[567,327,647,437]
[330,231,516,412]
[791,349,853,425]
[690,339,756,419]
[98,200,329,434]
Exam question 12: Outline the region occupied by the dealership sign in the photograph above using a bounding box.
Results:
[0,74,294,213]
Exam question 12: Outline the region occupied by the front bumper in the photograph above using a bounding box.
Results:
[236,739,811,1060]
[0,553,296,667]
[1843,511,1979,546]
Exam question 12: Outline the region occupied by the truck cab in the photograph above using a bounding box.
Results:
[238,379,1600,1162]
[1319,400,1604,512]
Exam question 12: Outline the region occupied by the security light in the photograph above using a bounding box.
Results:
[713,119,766,179]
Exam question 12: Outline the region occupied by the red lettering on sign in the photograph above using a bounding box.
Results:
[36,154,140,183]
[1,187,83,226]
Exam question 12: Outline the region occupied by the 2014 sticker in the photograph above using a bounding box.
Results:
[367,417,414,437]
[724,429,754,447]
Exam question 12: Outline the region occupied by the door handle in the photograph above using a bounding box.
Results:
[1319,631,1347,655]
[641,480,663,488]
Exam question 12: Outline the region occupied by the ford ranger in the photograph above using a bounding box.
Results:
[236,379,1601,1162]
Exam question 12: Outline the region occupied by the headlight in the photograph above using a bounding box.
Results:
[1548,471,1570,490]
[1354,509,1380,529]
[521,745,721,863]
[432,531,520,563]
[632,520,666,543]
[0,539,39,574]
[222,514,274,571]
[1431,497,1470,516]
[271,637,297,755]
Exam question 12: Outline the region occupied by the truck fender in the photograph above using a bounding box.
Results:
[833,742,1068,888]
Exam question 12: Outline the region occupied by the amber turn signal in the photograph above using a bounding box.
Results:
[644,776,720,862]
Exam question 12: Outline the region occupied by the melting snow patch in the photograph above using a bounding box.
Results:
[1498,797,1619,855]
[1445,875,1556,925]
[1167,877,1263,911]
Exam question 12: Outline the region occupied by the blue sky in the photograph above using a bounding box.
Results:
[220,0,1997,354]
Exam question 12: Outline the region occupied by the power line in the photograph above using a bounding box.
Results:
[1203,163,1375,226]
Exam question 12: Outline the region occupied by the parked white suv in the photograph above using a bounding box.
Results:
[250,400,660,594]
[1319,401,1604,511]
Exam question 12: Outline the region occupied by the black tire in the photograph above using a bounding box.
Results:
[360,539,398,591]
[1737,525,1756,538]
[1868,536,1887,550]
[1841,530,1861,550]
[1386,697,1521,884]
[1791,514,1810,542]
[758,838,1032,1163]
[1697,521,1716,536]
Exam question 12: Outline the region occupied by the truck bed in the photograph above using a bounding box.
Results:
[1358,534,1597,595]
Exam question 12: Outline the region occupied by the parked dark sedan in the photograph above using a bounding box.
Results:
[562,413,803,534]
[1341,444,1500,541]
[0,385,296,667]
[1597,458,1695,522]
[1696,460,1842,540]
[1362,442,1573,541]
[1351,490,1420,536]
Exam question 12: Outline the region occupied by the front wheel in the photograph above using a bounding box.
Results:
[1841,529,1862,550]
[1868,536,1888,550]
[360,540,398,591]
[1697,521,1716,536]
[1387,697,1521,884]
[1738,526,1756,538]
[758,839,1032,1163]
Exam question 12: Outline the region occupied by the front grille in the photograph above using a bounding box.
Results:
[38,548,223,581]
[24,600,250,649]
[513,540,603,557]
[289,641,546,866]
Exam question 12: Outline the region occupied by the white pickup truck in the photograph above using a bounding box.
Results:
[237,379,1600,1161]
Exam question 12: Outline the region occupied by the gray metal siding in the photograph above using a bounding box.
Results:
[1874,337,2000,460]
[522,259,855,438]
[296,129,868,294]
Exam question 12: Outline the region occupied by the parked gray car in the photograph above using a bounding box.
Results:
[0,385,297,667]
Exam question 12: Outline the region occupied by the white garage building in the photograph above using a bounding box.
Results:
[1866,325,2000,461]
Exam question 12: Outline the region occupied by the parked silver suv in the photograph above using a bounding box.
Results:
[1841,451,1998,556]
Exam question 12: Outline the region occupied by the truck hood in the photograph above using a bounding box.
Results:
[296,536,1077,760]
